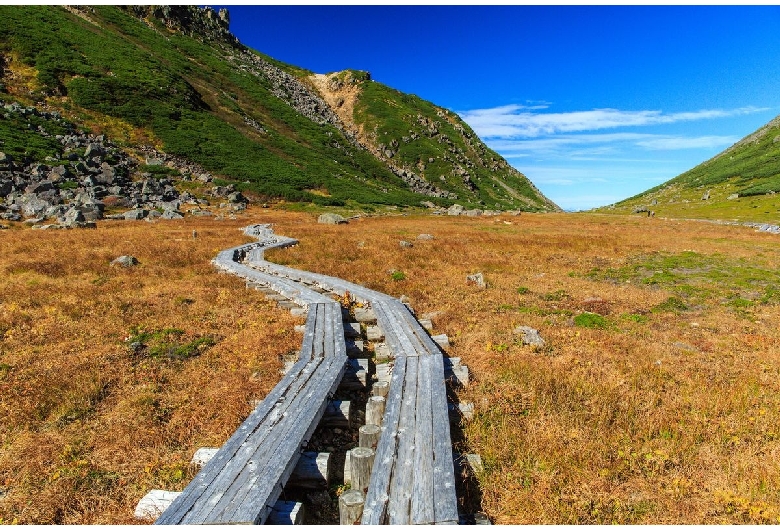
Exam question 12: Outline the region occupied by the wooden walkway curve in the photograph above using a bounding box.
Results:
[154,224,458,525]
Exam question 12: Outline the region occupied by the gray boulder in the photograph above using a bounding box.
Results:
[463,209,483,217]
[399,240,413,248]
[124,208,148,220]
[417,233,435,240]
[20,195,51,218]
[84,143,104,158]
[63,207,85,225]
[227,191,247,204]
[111,255,139,267]
[513,326,546,349]
[447,204,465,216]
[318,212,346,225]
[161,209,184,220]
[466,272,486,289]
[0,179,13,197]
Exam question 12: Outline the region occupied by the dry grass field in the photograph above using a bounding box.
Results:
[2,208,779,523]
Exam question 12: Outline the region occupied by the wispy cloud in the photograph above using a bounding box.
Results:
[456,101,773,210]
[634,135,738,150]
[488,132,739,156]
[458,105,768,138]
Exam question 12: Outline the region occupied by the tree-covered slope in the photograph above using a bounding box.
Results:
[0,5,559,212]
[599,114,780,222]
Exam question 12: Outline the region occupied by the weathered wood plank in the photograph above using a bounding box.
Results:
[430,353,459,524]
[411,354,435,524]
[372,302,406,360]
[361,354,408,525]
[387,355,419,524]
[176,358,326,523]
[155,354,314,523]
[204,354,345,524]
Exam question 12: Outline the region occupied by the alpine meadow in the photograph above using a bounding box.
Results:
[1,5,779,525]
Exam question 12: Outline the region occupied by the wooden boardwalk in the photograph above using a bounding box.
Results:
[154,224,458,525]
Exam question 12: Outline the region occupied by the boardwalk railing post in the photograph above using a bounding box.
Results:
[349,446,375,494]
[339,490,365,525]
[358,424,381,450]
[365,395,386,426]
[372,380,390,398]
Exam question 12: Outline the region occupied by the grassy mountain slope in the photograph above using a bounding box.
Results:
[0,5,558,212]
[309,70,559,211]
[598,114,780,222]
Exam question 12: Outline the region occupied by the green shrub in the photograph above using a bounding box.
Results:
[126,327,215,360]
[390,270,406,281]
[652,297,688,313]
[573,312,609,329]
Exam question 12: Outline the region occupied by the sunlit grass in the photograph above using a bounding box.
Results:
[1,208,779,523]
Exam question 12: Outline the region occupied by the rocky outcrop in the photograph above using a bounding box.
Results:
[125,6,238,47]
[227,50,349,136]
[0,98,241,224]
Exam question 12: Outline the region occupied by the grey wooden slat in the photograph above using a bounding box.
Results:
[180,359,326,523]
[190,332,332,522]
[372,302,407,360]
[155,337,318,524]
[235,354,346,524]
[222,353,347,524]
[361,354,408,525]
[298,304,320,362]
[396,302,444,356]
[411,354,435,524]
[324,302,336,359]
[312,303,326,361]
[381,300,426,358]
[164,303,328,523]
[198,354,341,524]
[430,353,459,524]
[387,355,419,524]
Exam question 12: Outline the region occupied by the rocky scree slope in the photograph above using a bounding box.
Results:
[0,5,558,218]
[0,98,247,229]
[310,70,559,211]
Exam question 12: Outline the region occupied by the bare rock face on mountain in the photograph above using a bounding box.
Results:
[127,6,237,46]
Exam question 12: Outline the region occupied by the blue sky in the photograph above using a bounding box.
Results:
[214,5,780,211]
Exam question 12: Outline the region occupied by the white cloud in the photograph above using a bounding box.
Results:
[487,132,740,157]
[634,135,739,150]
[458,105,768,138]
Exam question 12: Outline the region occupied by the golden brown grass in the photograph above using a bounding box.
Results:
[267,211,780,524]
[2,209,779,523]
[0,213,305,524]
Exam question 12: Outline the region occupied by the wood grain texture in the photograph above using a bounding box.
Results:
[162,225,457,525]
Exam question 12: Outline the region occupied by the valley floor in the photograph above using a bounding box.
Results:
[1,208,779,523]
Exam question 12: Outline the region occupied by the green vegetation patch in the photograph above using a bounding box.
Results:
[0,98,70,162]
[587,251,780,311]
[353,78,550,211]
[389,270,406,281]
[127,326,216,360]
[574,312,610,329]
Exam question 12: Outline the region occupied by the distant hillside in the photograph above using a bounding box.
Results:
[0,5,559,216]
[599,114,780,222]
